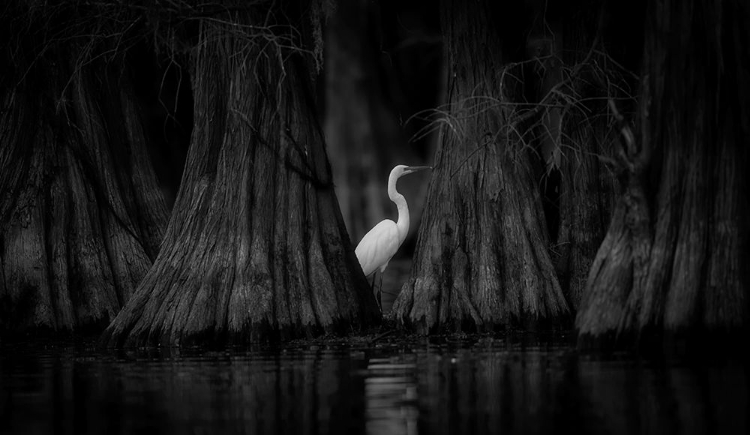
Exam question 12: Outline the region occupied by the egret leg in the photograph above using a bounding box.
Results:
[377,272,384,312]
[369,271,376,295]
[367,271,381,312]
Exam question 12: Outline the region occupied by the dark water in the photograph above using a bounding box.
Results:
[1,337,747,435]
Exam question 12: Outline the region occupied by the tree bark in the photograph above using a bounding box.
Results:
[0,39,168,333]
[391,0,569,333]
[576,0,750,349]
[102,5,380,347]
[550,5,628,310]
[554,114,619,310]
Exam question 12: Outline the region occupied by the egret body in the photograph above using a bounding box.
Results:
[355,165,430,309]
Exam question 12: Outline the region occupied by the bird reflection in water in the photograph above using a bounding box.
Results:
[364,356,419,435]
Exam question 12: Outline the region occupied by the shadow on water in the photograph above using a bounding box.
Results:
[0,337,747,435]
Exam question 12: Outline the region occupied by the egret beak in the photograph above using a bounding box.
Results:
[404,166,431,175]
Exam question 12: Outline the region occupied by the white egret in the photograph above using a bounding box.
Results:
[355,164,431,310]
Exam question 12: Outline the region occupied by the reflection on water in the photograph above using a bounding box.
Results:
[0,339,746,435]
[366,356,419,435]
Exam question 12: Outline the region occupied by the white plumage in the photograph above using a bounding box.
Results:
[356,219,401,276]
[355,164,430,308]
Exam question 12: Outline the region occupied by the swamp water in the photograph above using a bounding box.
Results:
[1,263,747,434]
[1,336,747,435]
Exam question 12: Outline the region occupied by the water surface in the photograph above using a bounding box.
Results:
[1,337,746,435]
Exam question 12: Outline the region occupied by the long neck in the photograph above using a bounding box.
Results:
[388,174,409,244]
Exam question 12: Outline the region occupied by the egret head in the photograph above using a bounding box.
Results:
[387,165,431,201]
[391,165,431,179]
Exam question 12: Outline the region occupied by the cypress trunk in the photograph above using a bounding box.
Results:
[391,0,569,333]
[576,0,750,349]
[551,6,629,310]
[555,114,619,310]
[102,6,380,347]
[0,46,168,333]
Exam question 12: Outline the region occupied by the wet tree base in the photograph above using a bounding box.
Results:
[5,323,745,363]
[393,313,576,336]
[578,327,750,360]
[102,318,379,349]
[0,321,109,343]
